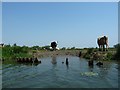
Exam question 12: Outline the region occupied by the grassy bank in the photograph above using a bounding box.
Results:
[83,49,115,60]
[1,44,120,62]
[1,44,84,60]
[1,45,33,60]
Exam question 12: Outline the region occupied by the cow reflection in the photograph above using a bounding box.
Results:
[88,65,94,72]
[51,56,57,65]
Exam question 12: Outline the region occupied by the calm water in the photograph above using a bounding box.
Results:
[2,56,118,88]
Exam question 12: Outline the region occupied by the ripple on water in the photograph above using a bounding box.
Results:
[2,56,118,88]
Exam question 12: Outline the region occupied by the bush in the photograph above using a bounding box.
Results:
[61,47,66,50]
[114,43,120,60]
[82,48,94,59]
[70,47,76,50]
[87,48,94,54]
[106,52,113,60]
[84,54,91,59]
[2,44,30,59]
[114,44,120,48]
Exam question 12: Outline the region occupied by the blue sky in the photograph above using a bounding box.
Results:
[2,2,118,48]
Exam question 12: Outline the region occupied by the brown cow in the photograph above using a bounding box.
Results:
[97,36,108,51]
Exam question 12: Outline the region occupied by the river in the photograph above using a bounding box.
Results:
[2,56,118,88]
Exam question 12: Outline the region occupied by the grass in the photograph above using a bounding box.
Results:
[82,47,117,60]
[1,44,119,63]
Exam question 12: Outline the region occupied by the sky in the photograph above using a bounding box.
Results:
[0,2,1,44]
[2,2,118,48]
[1,0,119,2]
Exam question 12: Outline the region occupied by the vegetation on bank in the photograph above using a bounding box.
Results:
[83,48,115,60]
[1,44,82,59]
[114,43,120,60]
[83,44,120,60]
[1,44,32,59]
[0,43,120,61]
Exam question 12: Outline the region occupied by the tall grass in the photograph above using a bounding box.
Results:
[2,45,32,59]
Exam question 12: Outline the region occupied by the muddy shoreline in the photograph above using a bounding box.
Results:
[31,49,116,61]
[32,50,82,58]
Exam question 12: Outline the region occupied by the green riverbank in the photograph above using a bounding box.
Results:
[1,44,120,63]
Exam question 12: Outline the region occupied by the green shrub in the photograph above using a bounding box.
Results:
[114,43,120,60]
[106,52,113,60]
[87,48,94,54]
[84,54,91,59]
[61,47,66,50]
[2,44,31,59]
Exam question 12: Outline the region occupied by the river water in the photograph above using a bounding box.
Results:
[2,56,118,88]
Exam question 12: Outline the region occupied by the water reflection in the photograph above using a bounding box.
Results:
[88,65,94,72]
[66,64,69,69]
[98,62,113,78]
[2,56,118,88]
[17,62,40,66]
[51,56,57,65]
[65,58,69,69]
[86,60,114,78]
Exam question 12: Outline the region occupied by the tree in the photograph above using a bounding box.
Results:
[31,46,39,50]
[13,43,17,47]
[4,44,11,47]
[13,46,21,53]
[42,45,50,50]
[61,47,66,50]
[114,43,120,48]
[71,47,75,50]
